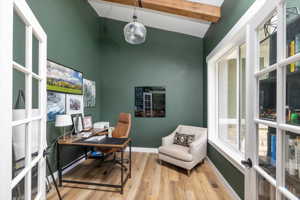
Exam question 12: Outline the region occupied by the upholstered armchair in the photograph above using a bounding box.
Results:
[158,125,207,175]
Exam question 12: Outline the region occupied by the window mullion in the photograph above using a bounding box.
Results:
[24,25,32,200]
[276,2,285,199]
[237,48,241,150]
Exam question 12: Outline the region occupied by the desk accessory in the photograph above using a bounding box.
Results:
[71,113,84,134]
[55,114,73,140]
[94,121,109,129]
[83,115,93,131]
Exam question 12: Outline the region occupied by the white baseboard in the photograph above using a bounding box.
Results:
[206,158,242,200]
[126,147,158,153]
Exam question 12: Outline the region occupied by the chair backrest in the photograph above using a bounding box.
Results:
[175,125,207,140]
[112,113,132,138]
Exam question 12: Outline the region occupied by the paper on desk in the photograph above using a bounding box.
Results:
[85,135,106,142]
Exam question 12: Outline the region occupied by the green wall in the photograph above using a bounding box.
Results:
[13,0,102,169]
[203,0,256,199]
[98,19,204,147]
[12,0,255,197]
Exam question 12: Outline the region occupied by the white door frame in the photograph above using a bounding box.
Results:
[0,0,14,199]
[245,0,300,199]
[0,0,47,199]
[245,0,278,199]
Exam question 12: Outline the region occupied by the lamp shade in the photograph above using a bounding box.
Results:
[55,114,72,127]
[124,15,146,45]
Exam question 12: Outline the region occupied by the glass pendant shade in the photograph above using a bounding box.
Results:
[124,15,147,45]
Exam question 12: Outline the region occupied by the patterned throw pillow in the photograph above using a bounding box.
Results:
[173,132,195,147]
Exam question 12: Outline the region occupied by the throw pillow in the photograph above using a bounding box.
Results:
[173,132,195,147]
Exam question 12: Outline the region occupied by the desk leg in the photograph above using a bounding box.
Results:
[84,147,88,160]
[57,143,62,187]
[121,149,124,194]
[129,141,132,178]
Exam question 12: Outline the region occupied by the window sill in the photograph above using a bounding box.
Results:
[208,139,246,174]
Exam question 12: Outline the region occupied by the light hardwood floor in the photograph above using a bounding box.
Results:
[47,152,232,200]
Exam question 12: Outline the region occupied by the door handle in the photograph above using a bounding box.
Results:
[241,158,253,168]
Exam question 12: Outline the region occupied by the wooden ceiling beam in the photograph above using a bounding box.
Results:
[102,0,221,22]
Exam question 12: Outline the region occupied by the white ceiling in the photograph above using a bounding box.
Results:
[88,0,224,38]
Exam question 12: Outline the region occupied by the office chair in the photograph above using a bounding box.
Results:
[98,112,131,175]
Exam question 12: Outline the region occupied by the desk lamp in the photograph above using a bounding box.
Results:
[55,114,72,140]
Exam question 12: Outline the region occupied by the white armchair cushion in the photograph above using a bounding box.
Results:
[158,144,193,162]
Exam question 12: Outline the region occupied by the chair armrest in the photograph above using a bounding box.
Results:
[189,135,207,160]
[162,133,175,146]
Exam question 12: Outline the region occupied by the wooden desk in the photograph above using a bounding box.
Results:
[57,131,132,194]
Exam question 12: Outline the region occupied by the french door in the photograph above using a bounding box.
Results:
[245,0,300,199]
[0,0,47,199]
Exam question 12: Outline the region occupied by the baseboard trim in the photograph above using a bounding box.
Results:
[207,157,242,200]
[127,147,158,153]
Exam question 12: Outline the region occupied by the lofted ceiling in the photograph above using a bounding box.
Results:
[88,0,224,38]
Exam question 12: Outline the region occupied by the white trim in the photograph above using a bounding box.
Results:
[0,0,13,199]
[206,0,267,62]
[125,147,158,153]
[208,140,245,174]
[207,158,241,200]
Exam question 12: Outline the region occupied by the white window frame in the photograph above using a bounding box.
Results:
[216,46,242,151]
[208,0,300,199]
[207,0,267,174]
[0,0,47,199]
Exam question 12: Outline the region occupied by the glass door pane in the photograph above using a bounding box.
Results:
[259,12,278,70]
[284,131,300,198]
[258,124,277,178]
[239,43,246,153]
[286,65,300,126]
[286,0,300,61]
[259,70,277,121]
[258,174,276,200]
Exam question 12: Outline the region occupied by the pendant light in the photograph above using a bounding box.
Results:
[124,1,147,45]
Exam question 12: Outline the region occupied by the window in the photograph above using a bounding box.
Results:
[217,44,246,153]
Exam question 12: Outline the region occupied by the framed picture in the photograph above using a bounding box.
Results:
[83,115,93,131]
[47,60,83,95]
[83,79,96,108]
[66,94,83,115]
[135,86,166,118]
[47,92,66,121]
[71,114,84,134]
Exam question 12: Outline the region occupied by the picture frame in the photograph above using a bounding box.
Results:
[47,60,83,95]
[83,79,96,108]
[83,115,93,131]
[71,113,84,134]
[66,94,83,115]
[47,92,66,121]
[135,86,166,118]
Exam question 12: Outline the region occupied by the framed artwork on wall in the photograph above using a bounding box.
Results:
[83,79,96,108]
[66,94,83,115]
[47,91,66,121]
[135,86,166,118]
[47,60,83,95]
